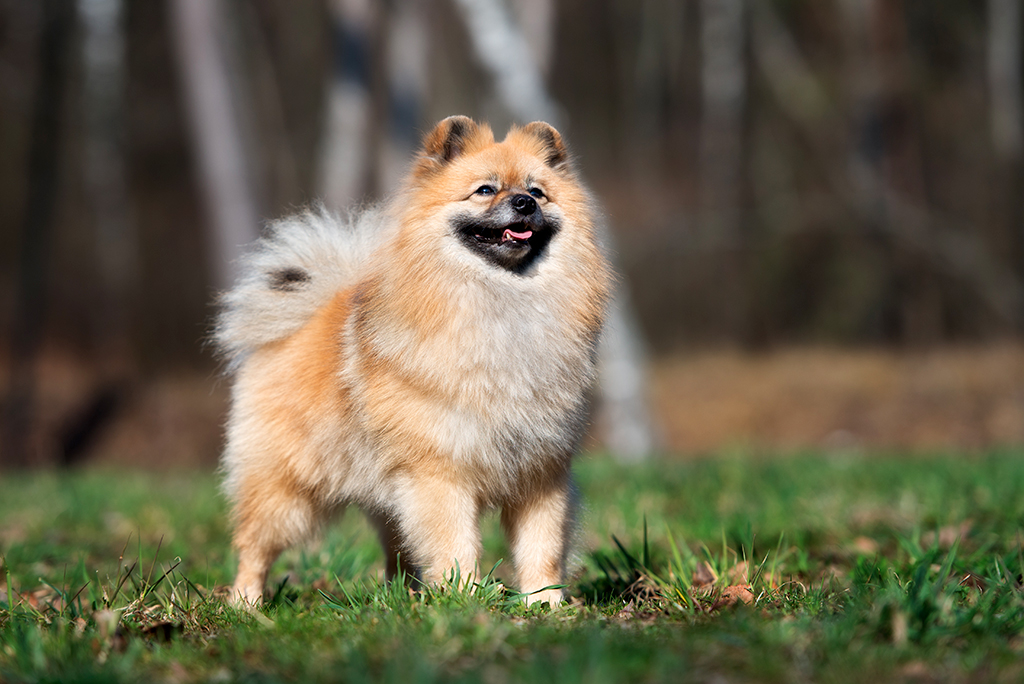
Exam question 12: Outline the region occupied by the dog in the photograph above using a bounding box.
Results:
[215,116,611,606]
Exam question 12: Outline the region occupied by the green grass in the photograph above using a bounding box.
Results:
[2,451,1024,683]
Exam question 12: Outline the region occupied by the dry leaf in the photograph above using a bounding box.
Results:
[851,536,880,555]
[711,585,754,611]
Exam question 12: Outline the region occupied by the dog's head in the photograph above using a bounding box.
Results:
[404,116,587,275]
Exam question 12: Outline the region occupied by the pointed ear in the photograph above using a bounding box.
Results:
[520,121,570,171]
[420,116,480,166]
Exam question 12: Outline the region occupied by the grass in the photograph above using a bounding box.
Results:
[1,451,1023,683]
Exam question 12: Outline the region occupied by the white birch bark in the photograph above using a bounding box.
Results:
[169,0,259,290]
[451,0,561,126]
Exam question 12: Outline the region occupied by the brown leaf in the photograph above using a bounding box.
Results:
[25,586,62,611]
[711,585,754,611]
[851,536,880,555]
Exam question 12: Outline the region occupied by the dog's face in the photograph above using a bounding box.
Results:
[404,116,587,275]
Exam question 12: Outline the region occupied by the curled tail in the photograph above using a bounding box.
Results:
[215,205,388,369]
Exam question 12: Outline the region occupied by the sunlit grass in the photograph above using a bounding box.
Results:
[2,452,1023,682]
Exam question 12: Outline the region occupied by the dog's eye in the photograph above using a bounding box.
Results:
[528,187,545,199]
[475,185,496,196]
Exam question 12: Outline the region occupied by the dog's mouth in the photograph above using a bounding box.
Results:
[467,222,535,247]
[454,216,556,273]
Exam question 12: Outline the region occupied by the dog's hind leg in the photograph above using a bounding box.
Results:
[229,472,325,606]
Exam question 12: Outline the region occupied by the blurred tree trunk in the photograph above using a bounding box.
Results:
[80,0,136,364]
[169,0,260,290]
[612,0,685,178]
[987,0,1024,314]
[379,0,428,192]
[840,0,944,343]
[319,0,411,204]
[3,0,75,468]
[699,0,745,244]
[511,0,554,77]
[53,0,139,467]
[452,0,560,125]
[699,0,748,340]
[873,0,941,343]
[319,0,374,209]
[452,0,657,460]
[988,0,1024,161]
[361,0,390,199]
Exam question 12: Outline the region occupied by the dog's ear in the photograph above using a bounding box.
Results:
[520,121,570,171]
[416,116,491,174]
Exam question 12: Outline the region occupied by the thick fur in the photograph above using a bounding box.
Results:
[216,116,612,606]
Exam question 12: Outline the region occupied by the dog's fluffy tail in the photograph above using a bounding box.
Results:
[214,205,387,369]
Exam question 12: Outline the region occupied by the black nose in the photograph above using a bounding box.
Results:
[511,194,537,215]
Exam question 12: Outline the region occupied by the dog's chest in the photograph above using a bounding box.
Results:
[354,272,594,475]
[432,288,590,459]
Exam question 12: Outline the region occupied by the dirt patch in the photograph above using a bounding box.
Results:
[651,344,1024,454]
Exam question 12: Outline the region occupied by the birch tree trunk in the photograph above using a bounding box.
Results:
[80,0,136,361]
[169,0,259,291]
[319,0,374,210]
[379,0,428,193]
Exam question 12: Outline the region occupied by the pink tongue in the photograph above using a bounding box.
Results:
[502,228,533,242]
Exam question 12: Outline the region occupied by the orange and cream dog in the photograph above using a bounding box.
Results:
[215,116,611,606]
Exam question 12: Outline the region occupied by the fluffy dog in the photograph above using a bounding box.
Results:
[215,116,611,606]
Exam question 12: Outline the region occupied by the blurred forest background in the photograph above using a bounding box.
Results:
[2,0,1024,468]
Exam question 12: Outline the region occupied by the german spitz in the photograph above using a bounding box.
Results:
[215,116,611,606]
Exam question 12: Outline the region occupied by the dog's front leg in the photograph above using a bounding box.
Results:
[391,473,482,588]
[501,472,575,606]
